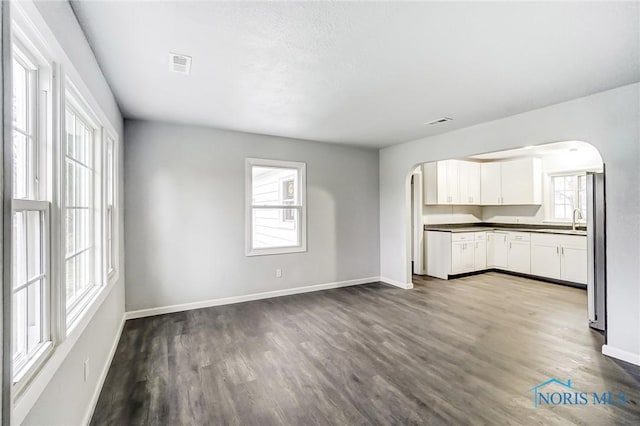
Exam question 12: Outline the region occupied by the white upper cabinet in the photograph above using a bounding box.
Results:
[480,162,502,205]
[480,158,542,205]
[459,161,481,205]
[424,160,480,205]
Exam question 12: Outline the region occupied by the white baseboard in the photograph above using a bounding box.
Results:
[602,344,640,366]
[125,277,381,320]
[380,277,414,289]
[82,315,126,426]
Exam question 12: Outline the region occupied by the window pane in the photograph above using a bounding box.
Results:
[65,107,98,313]
[13,211,26,288]
[66,109,76,158]
[251,166,298,205]
[13,288,27,359]
[27,281,43,353]
[252,207,299,249]
[66,257,76,303]
[12,59,29,133]
[26,211,42,281]
[13,132,30,199]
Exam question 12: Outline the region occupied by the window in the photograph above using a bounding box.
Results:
[64,102,102,325]
[550,174,587,222]
[246,159,306,256]
[9,3,122,417]
[105,136,116,276]
[11,42,53,383]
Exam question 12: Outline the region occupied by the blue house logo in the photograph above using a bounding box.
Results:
[529,378,628,408]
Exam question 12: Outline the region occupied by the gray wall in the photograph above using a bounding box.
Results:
[379,83,640,363]
[124,120,380,312]
[22,1,125,425]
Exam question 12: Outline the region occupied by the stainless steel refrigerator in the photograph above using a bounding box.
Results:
[586,172,606,331]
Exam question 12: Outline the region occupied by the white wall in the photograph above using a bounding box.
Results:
[124,120,380,312]
[380,83,640,364]
[21,1,125,425]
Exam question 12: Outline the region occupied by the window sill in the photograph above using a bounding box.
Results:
[12,341,54,397]
[12,278,119,425]
[246,245,307,257]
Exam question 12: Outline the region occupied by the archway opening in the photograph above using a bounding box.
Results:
[407,140,606,331]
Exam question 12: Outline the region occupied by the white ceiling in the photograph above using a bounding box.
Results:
[70,1,640,148]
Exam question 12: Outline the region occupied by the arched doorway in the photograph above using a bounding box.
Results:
[407,140,605,329]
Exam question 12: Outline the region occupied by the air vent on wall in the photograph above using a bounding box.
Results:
[169,53,192,74]
[426,117,453,125]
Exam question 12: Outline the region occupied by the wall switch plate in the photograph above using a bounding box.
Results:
[275,268,282,278]
[83,359,89,383]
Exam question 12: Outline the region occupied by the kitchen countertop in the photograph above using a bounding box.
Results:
[424,223,587,236]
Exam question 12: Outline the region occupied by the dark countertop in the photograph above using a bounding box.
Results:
[424,223,587,236]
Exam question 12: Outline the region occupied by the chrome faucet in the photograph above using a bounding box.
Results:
[572,208,583,231]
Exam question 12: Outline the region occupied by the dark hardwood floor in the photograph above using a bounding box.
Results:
[91,272,640,425]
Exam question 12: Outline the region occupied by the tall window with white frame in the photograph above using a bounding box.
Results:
[11,42,52,383]
[64,101,102,326]
[105,136,116,276]
[246,159,307,256]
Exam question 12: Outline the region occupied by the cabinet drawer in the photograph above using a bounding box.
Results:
[451,232,475,242]
[474,232,487,240]
[507,232,530,242]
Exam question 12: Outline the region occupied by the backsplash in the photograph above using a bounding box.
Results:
[482,205,545,224]
[423,205,482,225]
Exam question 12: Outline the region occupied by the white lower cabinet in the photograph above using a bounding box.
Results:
[487,232,508,268]
[425,231,487,279]
[451,241,475,274]
[530,233,587,284]
[531,243,561,279]
[473,233,487,270]
[426,230,587,284]
[506,232,531,274]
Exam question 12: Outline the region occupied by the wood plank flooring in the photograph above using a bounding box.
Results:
[91,272,640,425]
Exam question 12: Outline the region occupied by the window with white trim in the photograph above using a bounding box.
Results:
[246,159,306,256]
[550,174,587,222]
[11,40,53,383]
[105,136,116,276]
[63,100,102,326]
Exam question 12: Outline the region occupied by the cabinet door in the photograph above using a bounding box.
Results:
[451,241,465,274]
[561,246,587,284]
[507,241,531,274]
[500,158,542,205]
[474,240,487,270]
[480,162,501,205]
[451,241,474,274]
[446,160,460,204]
[466,162,481,205]
[436,161,459,204]
[531,243,561,279]
[458,161,469,204]
[487,233,508,268]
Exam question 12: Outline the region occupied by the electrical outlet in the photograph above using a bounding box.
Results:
[275,268,282,278]
[83,359,89,383]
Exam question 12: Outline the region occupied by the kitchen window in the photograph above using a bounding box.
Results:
[11,40,53,385]
[550,174,587,222]
[246,159,307,256]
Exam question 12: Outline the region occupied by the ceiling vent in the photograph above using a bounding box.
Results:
[169,53,192,74]
[426,117,453,125]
